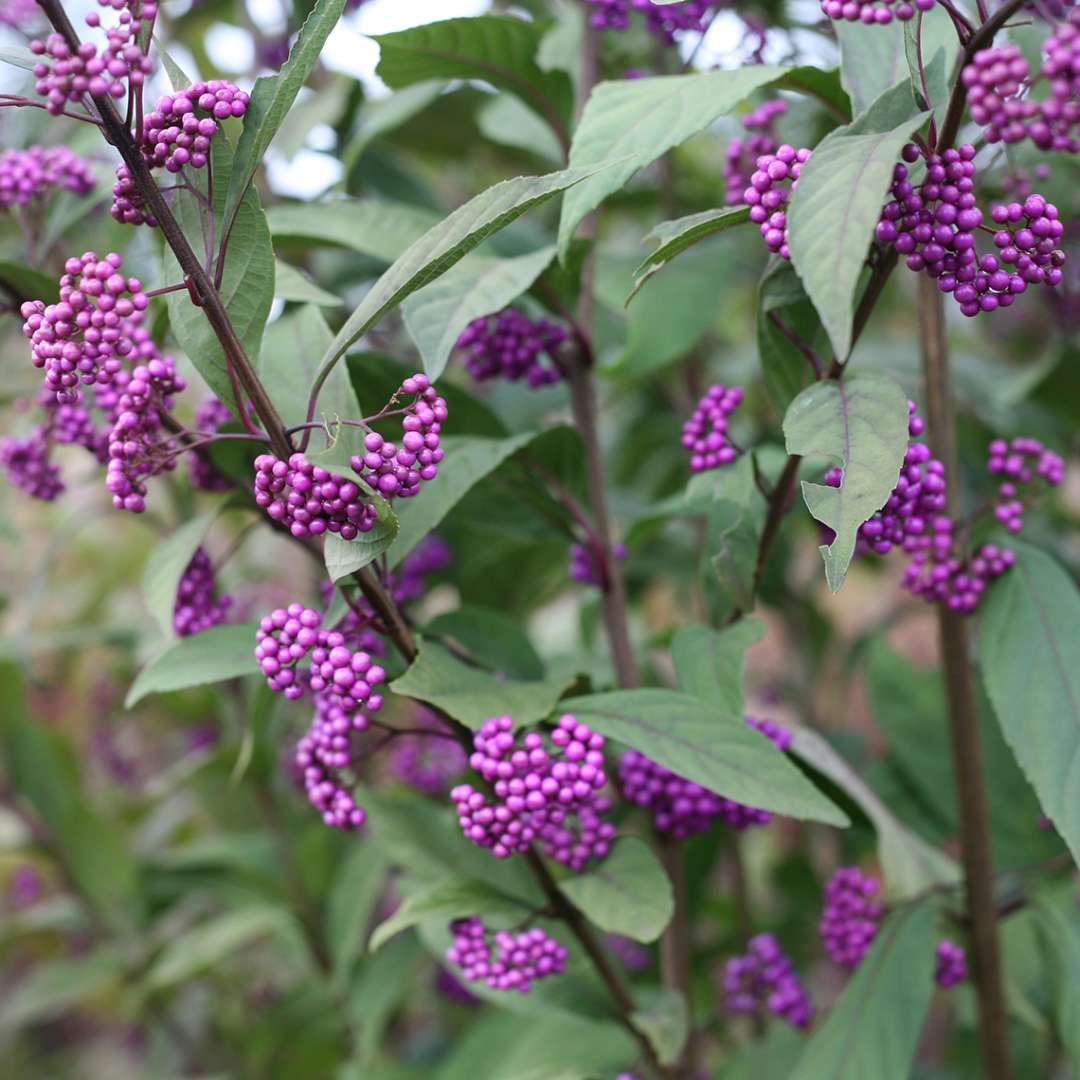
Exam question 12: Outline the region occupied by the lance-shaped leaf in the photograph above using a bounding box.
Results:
[561,689,848,826]
[267,199,440,261]
[310,166,603,408]
[374,17,573,148]
[979,543,1080,867]
[672,618,764,719]
[792,899,940,1079]
[558,66,785,259]
[632,991,689,1070]
[783,372,909,592]
[274,259,340,307]
[787,82,929,359]
[222,0,346,231]
[835,19,908,116]
[141,510,221,638]
[629,205,750,302]
[788,726,959,899]
[402,245,557,382]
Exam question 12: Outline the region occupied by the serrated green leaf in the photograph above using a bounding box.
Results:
[142,511,220,638]
[370,878,527,952]
[1034,898,1080,1073]
[125,624,260,706]
[782,372,910,592]
[836,19,908,116]
[390,640,577,731]
[629,205,750,302]
[562,689,848,826]
[792,900,940,1080]
[476,93,565,162]
[274,259,340,307]
[312,167,602,404]
[979,544,1080,867]
[426,606,543,680]
[558,66,784,259]
[323,503,399,580]
[373,17,572,147]
[222,0,346,231]
[389,432,540,568]
[788,726,960,899]
[787,82,929,359]
[402,245,556,382]
[558,837,672,943]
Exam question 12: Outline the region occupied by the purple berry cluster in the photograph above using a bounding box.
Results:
[447,917,568,993]
[742,145,812,259]
[0,0,41,28]
[682,383,744,473]
[30,0,156,116]
[188,396,234,492]
[105,354,184,513]
[113,81,250,226]
[819,866,884,969]
[725,100,787,207]
[820,0,935,24]
[963,14,1080,152]
[723,932,814,1029]
[294,692,371,830]
[389,707,467,795]
[350,373,446,499]
[877,145,1065,317]
[22,251,149,404]
[253,453,377,539]
[619,716,790,839]
[0,146,95,211]
[254,603,387,713]
[987,436,1064,533]
[583,0,716,42]
[935,939,967,988]
[0,431,64,501]
[455,309,567,388]
[173,547,232,637]
[451,714,615,869]
[569,540,627,587]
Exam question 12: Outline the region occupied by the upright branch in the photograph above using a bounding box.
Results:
[917,274,1011,1080]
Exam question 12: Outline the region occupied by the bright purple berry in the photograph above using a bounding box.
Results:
[742,145,812,259]
[725,100,788,206]
[682,383,744,472]
[173,548,232,636]
[0,146,95,210]
[447,916,568,993]
[819,866,884,969]
[456,310,567,388]
[569,540,627,587]
[724,932,814,1028]
[390,707,467,795]
[935,939,967,988]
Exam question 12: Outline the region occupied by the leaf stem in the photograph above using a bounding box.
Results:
[917,273,1011,1080]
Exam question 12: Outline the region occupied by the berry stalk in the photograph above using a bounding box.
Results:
[917,273,1010,1080]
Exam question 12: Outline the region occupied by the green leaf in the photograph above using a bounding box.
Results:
[631,990,689,1069]
[313,167,601,401]
[325,845,388,985]
[323,510,400,581]
[787,82,929,359]
[476,94,565,162]
[0,949,126,1031]
[370,878,528,952]
[390,641,577,731]
[979,544,1080,867]
[757,259,820,414]
[835,20,908,116]
[792,900,940,1080]
[426,606,544,680]
[559,837,673,943]
[373,17,572,146]
[222,0,346,231]
[629,206,750,302]
[672,619,764,718]
[903,7,962,124]
[147,907,292,989]
[164,142,275,411]
[788,726,959,899]
[1034,897,1080,1073]
[268,199,441,261]
[125,624,260,706]
[142,511,220,638]
[562,689,848,826]
[274,259,341,307]
[389,432,539,568]
[782,372,910,592]
[0,261,58,304]
[401,245,556,382]
[558,66,784,259]
[348,935,425,1067]
[340,81,446,176]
